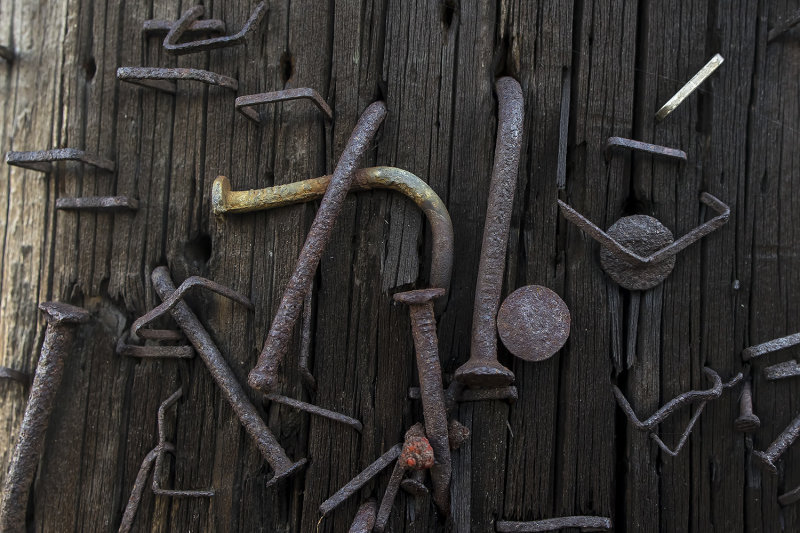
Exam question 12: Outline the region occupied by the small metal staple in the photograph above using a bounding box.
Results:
[6,148,115,174]
[496,516,613,532]
[742,332,800,361]
[56,196,138,212]
[235,88,333,124]
[117,67,238,94]
[143,18,225,38]
[655,53,724,121]
[163,3,267,55]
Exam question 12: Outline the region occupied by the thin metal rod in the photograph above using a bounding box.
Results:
[605,137,687,162]
[6,148,114,173]
[655,54,724,121]
[264,393,362,432]
[236,88,332,123]
[163,3,267,55]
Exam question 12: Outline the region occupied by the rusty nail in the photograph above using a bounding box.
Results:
[298,287,317,392]
[454,76,523,388]
[248,100,387,394]
[5,148,114,174]
[163,3,267,55]
[117,67,238,94]
[0,302,90,531]
[496,516,613,532]
[119,445,167,533]
[655,53,724,121]
[143,18,226,38]
[409,384,518,404]
[348,498,377,533]
[0,367,31,390]
[264,393,362,432]
[734,378,760,432]
[0,45,13,62]
[742,332,800,361]
[779,484,800,506]
[614,368,742,456]
[147,266,305,486]
[764,360,800,381]
[319,443,403,516]
[768,10,800,42]
[754,411,800,474]
[496,285,570,362]
[393,288,451,516]
[605,137,687,162]
[236,88,332,124]
[400,470,429,497]
[56,196,138,212]
[212,166,453,311]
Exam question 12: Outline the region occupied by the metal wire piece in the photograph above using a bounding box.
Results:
[655,53,724,121]
[163,3,267,55]
[132,275,253,340]
[764,360,800,381]
[143,18,225,38]
[496,516,613,532]
[613,367,742,456]
[264,393,363,432]
[235,88,333,124]
[605,137,687,162]
[6,148,115,174]
[742,332,800,361]
[56,196,139,212]
[768,9,800,42]
[117,67,238,94]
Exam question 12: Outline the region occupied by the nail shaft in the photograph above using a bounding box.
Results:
[163,3,267,55]
[742,332,800,361]
[409,385,518,404]
[265,393,362,432]
[248,101,387,393]
[496,516,612,532]
[754,411,800,473]
[0,367,30,389]
[236,88,332,123]
[605,137,687,162]
[374,459,407,533]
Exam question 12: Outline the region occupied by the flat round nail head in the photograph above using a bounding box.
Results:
[496,285,571,362]
[600,215,676,290]
[393,288,446,305]
[38,302,90,325]
[734,414,760,433]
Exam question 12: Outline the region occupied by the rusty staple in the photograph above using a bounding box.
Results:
[236,88,332,124]
[742,332,800,361]
[496,516,613,532]
[248,100,387,394]
[0,303,90,532]
[454,76,523,388]
[0,45,13,62]
[655,54,724,121]
[5,148,114,174]
[768,9,800,42]
[119,445,168,533]
[604,137,687,162]
[117,67,238,94]
[143,18,226,38]
[147,266,306,486]
[0,367,31,389]
[754,411,800,474]
[56,196,139,212]
[348,498,377,533]
[163,3,267,55]
[264,393,362,432]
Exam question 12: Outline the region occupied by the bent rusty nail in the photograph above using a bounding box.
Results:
[0,45,13,62]
[132,275,252,340]
[117,67,238,94]
[119,445,163,533]
[0,302,90,532]
[0,367,31,389]
[734,378,760,432]
[319,443,403,516]
[394,289,451,516]
[409,385,518,404]
[264,393,362,432]
[5,148,114,174]
[375,424,435,533]
[248,100,387,394]
[764,360,800,381]
[143,18,225,37]
[604,137,687,162]
[212,166,453,311]
[349,498,378,533]
[149,266,305,486]
[742,332,800,361]
[768,10,800,42]
[298,288,317,392]
[754,411,800,474]
[56,196,138,212]
[163,3,267,55]
[496,516,613,532]
[236,88,332,124]
[779,483,800,506]
[454,76,523,388]
[655,53,724,121]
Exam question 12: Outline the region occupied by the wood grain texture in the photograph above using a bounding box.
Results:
[0,1,798,531]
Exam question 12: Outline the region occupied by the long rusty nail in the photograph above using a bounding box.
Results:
[605,137,687,162]
[496,516,613,532]
[764,360,800,381]
[754,411,800,474]
[454,76,523,388]
[143,18,226,38]
[768,10,800,42]
[6,148,114,174]
[236,88,332,124]
[655,53,724,121]
[212,166,453,311]
[163,3,267,55]
[734,378,760,432]
[319,443,402,516]
[148,266,305,486]
[0,302,90,531]
[264,393,362,432]
[348,498,377,533]
[0,45,13,62]
[248,101,387,394]
[56,196,139,212]
[742,332,800,361]
[393,288,451,516]
[117,67,238,94]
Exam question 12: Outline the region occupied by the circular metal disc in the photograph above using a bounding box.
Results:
[599,215,675,291]
[496,285,571,362]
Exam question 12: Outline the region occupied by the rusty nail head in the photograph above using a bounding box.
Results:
[742,332,800,361]
[348,499,377,533]
[600,215,676,290]
[117,67,238,93]
[753,411,800,474]
[163,3,267,55]
[734,378,759,432]
[56,196,139,212]
[143,18,226,37]
[496,516,612,532]
[496,285,570,362]
[6,148,115,174]
[764,360,800,381]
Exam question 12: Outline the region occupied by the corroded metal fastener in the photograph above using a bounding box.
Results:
[148,267,305,486]
[264,393,362,432]
[143,18,225,38]
[163,3,267,55]
[655,53,724,121]
[117,67,238,94]
[6,148,115,174]
[349,499,377,533]
[236,89,333,124]
[742,332,800,361]
[0,367,31,390]
[753,411,800,474]
[614,367,742,456]
[496,516,613,532]
[454,76,523,388]
[212,167,453,307]
[764,360,800,381]
[0,45,13,62]
[605,137,687,162]
[394,288,451,516]
[734,378,759,432]
[248,100,387,394]
[56,196,139,212]
[768,10,800,42]
[0,302,90,532]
